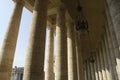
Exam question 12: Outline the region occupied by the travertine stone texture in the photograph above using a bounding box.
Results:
[67,22,78,80]
[75,33,84,80]
[104,33,118,80]
[94,55,99,80]
[97,50,103,80]
[0,1,23,80]
[105,4,120,79]
[90,62,95,80]
[99,46,108,80]
[84,61,87,80]
[87,60,92,80]
[23,0,48,80]
[106,0,120,78]
[104,19,118,80]
[45,27,54,80]
[55,3,68,80]
[106,0,120,46]
[101,38,112,80]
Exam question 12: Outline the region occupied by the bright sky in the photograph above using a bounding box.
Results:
[0,0,33,67]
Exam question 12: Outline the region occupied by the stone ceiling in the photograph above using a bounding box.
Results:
[14,0,105,59]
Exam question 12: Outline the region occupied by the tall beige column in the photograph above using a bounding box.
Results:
[104,31,118,80]
[94,55,99,80]
[84,61,87,80]
[99,45,108,80]
[105,22,119,79]
[89,56,95,80]
[101,38,112,80]
[90,62,95,80]
[105,2,120,79]
[67,22,78,80]
[84,60,88,80]
[104,19,118,80]
[96,51,103,80]
[23,0,48,80]
[105,0,120,78]
[45,26,54,80]
[0,1,23,80]
[86,60,92,80]
[75,32,84,80]
[84,60,92,80]
[55,3,68,80]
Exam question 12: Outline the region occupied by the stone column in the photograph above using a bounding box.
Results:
[84,60,91,80]
[75,32,84,80]
[89,53,95,80]
[0,1,23,80]
[101,37,112,80]
[84,61,87,80]
[89,57,95,80]
[45,26,54,80]
[99,44,108,80]
[55,3,68,80]
[67,22,78,80]
[104,19,117,80]
[105,22,119,80]
[105,2,120,79]
[96,51,103,80]
[106,0,120,78]
[86,60,92,80]
[94,55,99,80]
[104,30,117,80]
[84,60,88,80]
[23,0,48,80]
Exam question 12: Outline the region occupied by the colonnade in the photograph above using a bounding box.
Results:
[0,0,120,80]
[83,0,120,79]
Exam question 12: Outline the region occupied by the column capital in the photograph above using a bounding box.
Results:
[13,0,24,4]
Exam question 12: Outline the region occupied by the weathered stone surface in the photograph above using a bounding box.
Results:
[23,0,48,80]
[67,22,78,80]
[45,27,54,80]
[0,1,23,80]
[54,3,68,80]
[105,3,120,79]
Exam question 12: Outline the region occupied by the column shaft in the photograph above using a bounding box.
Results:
[89,58,95,80]
[101,37,112,80]
[87,60,92,80]
[0,1,23,80]
[99,45,108,80]
[75,33,84,80]
[85,60,88,80]
[96,51,103,80]
[94,55,99,80]
[105,0,120,78]
[23,0,48,79]
[67,22,78,80]
[45,27,54,80]
[55,3,68,80]
[104,32,118,80]
[105,3,120,79]
[84,62,87,80]
[90,63,95,80]
[104,19,118,80]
